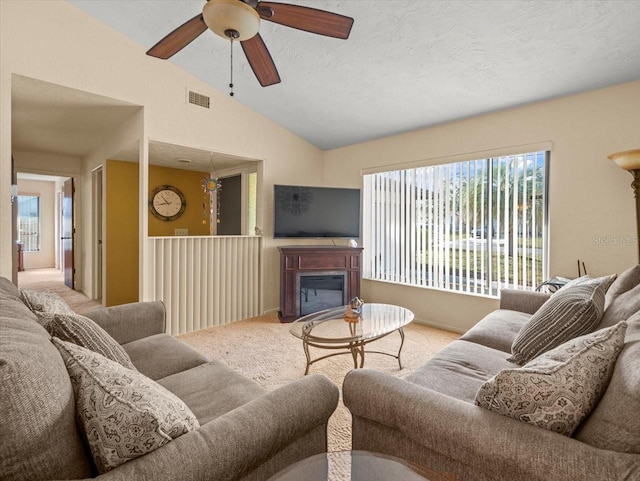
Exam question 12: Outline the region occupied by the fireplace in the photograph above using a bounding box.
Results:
[299,273,347,316]
[278,246,363,322]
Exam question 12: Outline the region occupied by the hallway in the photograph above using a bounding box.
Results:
[18,268,101,314]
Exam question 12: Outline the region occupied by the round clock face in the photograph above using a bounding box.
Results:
[149,185,186,221]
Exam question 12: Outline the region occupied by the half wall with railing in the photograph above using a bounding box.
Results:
[147,236,262,335]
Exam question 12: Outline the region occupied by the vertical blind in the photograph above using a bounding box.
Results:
[363,151,549,295]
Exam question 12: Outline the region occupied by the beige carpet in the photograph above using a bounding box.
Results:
[178,313,459,452]
[17,268,102,314]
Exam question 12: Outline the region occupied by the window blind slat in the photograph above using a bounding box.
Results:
[361,149,548,296]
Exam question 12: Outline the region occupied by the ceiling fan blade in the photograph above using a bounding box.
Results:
[241,33,281,87]
[146,14,208,59]
[256,2,353,39]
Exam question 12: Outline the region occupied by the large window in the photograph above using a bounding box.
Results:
[17,195,41,252]
[363,151,549,296]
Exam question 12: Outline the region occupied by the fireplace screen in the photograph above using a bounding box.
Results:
[300,275,345,316]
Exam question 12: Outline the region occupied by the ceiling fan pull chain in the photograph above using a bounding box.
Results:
[229,38,234,97]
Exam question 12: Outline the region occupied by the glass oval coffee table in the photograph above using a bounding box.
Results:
[267,450,455,481]
[289,303,414,375]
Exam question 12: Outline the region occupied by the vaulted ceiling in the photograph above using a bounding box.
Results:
[68,0,640,150]
[11,1,640,169]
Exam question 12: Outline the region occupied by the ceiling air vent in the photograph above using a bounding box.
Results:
[187,90,210,109]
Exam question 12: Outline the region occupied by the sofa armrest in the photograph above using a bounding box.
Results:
[343,370,639,481]
[84,301,166,344]
[499,289,550,314]
[92,374,339,481]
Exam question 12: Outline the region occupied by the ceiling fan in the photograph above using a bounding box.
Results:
[146,0,354,88]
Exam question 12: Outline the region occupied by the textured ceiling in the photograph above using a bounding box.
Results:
[68,0,640,150]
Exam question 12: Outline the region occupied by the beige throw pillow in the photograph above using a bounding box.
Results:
[508,280,609,364]
[476,322,627,436]
[20,288,75,316]
[52,338,199,473]
[48,313,136,370]
[561,274,617,291]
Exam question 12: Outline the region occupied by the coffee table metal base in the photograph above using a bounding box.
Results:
[290,303,414,375]
[301,327,405,375]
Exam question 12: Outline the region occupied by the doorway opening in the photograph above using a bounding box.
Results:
[15,173,74,288]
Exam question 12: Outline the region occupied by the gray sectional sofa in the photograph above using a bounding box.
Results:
[0,277,339,481]
[344,266,640,481]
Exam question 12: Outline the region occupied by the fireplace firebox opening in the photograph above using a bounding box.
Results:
[299,274,346,316]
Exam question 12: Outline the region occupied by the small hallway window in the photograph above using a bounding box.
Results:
[17,195,41,252]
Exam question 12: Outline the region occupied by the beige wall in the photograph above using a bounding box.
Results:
[16,178,56,269]
[324,80,640,332]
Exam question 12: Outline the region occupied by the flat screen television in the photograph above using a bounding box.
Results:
[274,185,361,238]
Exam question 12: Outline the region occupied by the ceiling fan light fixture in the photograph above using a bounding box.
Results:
[203,0,260,42]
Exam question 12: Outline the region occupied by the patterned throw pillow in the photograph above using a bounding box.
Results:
[51,338,199,473]
[508,280,609,364]
[47,313,136,370]
[476,322,627,436]
[33,311,56,330]
[20,288,75,315]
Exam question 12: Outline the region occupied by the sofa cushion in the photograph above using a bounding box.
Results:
[52,338,199,473]
[0,290,94,480]
[459,310,530,353]
[598,264,640,329]
[605,264,640,309]
[476,322,626,436]
[20,288,75,316]
[573,314,640,452]
[48,312,136,370]
[405,340,516,403]
[0,277,39,322]
[85,301,166,345]
[598,264,640,330]
[508,280,608,365]
[600,283,640,330]
[123,333,209,380]
[158,361,267,424]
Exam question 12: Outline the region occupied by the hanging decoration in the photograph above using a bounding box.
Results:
[201,154,222,233]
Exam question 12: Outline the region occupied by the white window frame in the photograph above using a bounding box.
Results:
[362,150,550,296]
[17,194,41,252]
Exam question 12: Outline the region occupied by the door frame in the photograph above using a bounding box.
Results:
[92,166,104,301]
[216,162,261,235]
[62,177,75,289]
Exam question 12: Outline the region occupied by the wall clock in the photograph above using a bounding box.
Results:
[149,185,186,221]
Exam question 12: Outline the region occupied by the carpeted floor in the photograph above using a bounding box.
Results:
[178,313,459,452]
[17,268,102,314]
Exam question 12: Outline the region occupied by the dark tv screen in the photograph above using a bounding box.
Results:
[274,185,361,238]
